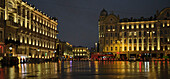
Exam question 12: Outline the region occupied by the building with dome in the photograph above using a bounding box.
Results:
[98,8,170,59]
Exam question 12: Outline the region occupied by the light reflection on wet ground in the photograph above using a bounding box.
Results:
[0,61,170,79]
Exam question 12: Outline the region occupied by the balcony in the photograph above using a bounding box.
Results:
[6,20,20,29]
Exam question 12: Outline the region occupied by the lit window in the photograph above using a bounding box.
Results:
[127,25,129,29]
[167,22,170,26]
[163,23,165,27]
[146,24,149,28]
[136,25,139,29]
[129,32,132,36]
[134,32,136,36]
[132,25,134,29]
[141,24,144,28]
[151,24,154,28]
[122,26,124,29]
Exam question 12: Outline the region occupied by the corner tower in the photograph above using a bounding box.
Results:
[98,9,119,53]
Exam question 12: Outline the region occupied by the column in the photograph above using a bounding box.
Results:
[152,32,154,51]
[132,32,134,51]
[137,31,139,51]
[157,23,160,50]
[122,32,124,51]
[147,32,149,51]
[142,31,144,51]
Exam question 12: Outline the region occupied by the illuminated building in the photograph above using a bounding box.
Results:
[0,0,5,56]
[56,41,73,60]
[98,8,170,58]
[73,46,90,59]
[0,0,58,60]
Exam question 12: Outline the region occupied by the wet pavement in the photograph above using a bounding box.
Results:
[0,61,170,79]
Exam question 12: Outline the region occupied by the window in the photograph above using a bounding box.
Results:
[125,47,127,51]
[139,47,141,51]
[134,47,136,51]
[134,39,137,43]
[149,24,151,28]
[154,38,157,42]
[106,40,108,44]
[124,25,126,29]
[129,25,131,29]
[144,39,147,43]
[154,46,157,50]
[160,46,163,50]
[106,26,108,30]
[139,31,141,37]
[115,33,117,37]
[110,26,113,29]
[110,33,112,37]
[124,32,127,37]
[129,47,131,51]
[144,47,146,50]
[160,38,163,43]
[129,32,132,36]
[115,26,117,29]
[111,40,113,44]
[144,24,146,28]
[124,39,126,43]
[165,38,168,43]
[106,33,108,37]
[134,25,136,29]
[111,47,113,51]
[129,39,132,43]
[139,24,141,29]
[115,40,117,44]
[165,46,168,50]
[115,47,117,50]
[139,39,142,43]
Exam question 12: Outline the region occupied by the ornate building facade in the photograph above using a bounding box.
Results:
[98,8,170,58]
[0,0,58,59]
[72,46,90,59]
[56,41,73,60]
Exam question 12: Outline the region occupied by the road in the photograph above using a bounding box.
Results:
[0,61,170,79]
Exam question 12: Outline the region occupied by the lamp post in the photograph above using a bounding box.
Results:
[9,46,12,56]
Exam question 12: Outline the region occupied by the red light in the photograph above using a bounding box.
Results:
[0,46,1,48]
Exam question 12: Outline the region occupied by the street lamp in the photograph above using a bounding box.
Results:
[9,47,12,53]
[9,46,12,56]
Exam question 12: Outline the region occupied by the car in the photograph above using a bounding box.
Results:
[129,56,136,61]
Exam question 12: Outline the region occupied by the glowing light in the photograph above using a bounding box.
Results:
[141,24,144,28]
[122,26,124,29]
[151,24,154,28]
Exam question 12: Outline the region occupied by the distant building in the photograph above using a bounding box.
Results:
[98,8,170,58]
[56,41,73,60]
[0,0,58,60]
[72,46,90,59]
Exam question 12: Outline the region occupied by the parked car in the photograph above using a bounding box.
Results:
[129,56,136,61]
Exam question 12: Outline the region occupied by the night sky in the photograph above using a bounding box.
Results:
[24,0,170,48]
